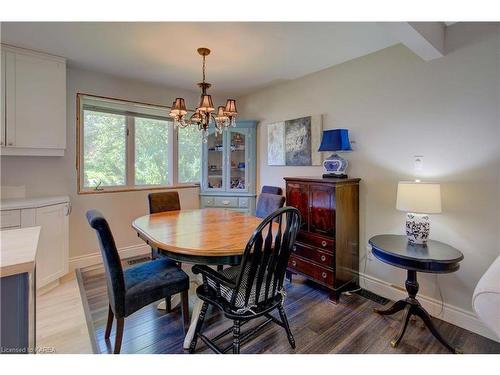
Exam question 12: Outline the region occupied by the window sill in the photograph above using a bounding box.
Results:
[77,183,200,195]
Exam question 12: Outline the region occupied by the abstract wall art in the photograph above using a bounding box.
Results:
[267,115,322,166]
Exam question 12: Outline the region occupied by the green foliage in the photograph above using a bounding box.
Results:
[83,110,201,188]
[135,117,169,185]
[83,110,126,187]
[178,125,202,183]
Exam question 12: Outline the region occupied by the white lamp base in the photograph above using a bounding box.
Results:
[406,212,430,244]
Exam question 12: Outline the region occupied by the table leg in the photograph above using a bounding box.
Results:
[413,304,462,353]
[373,270,460,353]
[183,297,204,349]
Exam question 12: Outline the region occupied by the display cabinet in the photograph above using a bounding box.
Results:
[200,121,257,213]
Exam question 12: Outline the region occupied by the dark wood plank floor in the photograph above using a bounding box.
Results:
[77,261,500,354]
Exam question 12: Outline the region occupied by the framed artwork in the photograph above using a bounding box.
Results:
[267,115,322,166]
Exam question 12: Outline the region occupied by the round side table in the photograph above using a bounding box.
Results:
[368,234,464,353]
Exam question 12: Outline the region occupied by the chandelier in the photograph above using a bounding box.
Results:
[169,47,237,143]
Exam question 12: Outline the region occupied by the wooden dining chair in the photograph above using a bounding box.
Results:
[148,191,181,260]
[189,206,301,354]
[86,209,190,354]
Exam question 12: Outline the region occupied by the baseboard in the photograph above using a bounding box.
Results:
[69,244,150,272]
[359,272,500,343]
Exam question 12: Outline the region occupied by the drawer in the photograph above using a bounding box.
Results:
[1,210,21,229]
[288,255,334,286]
[214,196,239,208]
[297,231,334,251]
[292,242,333,269]
[201,196,215,206]
[239,197,249,208]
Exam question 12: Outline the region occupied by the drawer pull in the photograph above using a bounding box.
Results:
[320,255,326,262]
[292,246,296,252]
[321,241,327,247]
[322,272,327,279]
[222,200,230,205]
[292,260,297,267]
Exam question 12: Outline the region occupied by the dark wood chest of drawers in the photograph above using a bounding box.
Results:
[284,176,360,303]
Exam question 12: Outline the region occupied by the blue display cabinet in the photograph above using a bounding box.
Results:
[200,121,257,213]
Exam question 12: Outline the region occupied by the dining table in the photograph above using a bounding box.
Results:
[132,208,264,349]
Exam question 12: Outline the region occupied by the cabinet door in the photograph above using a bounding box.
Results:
[309,184,335,237]
[227,128,249,192]
[1,50,5,147]
[203,129,225,191]
[10,52,66,149]
[286,182,309,231]
[35,204,69,288]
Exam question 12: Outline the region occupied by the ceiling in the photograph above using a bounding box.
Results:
[1,22,400,96]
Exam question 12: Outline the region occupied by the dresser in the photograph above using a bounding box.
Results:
[284,176,360,303]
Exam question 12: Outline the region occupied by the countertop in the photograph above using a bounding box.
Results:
[0,195,70,210]
[0,226,40,277]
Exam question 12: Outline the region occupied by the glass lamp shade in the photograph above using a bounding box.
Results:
[215,106,228,120]
[198,94,215,112]
[190,109,202,123]
[224,99,237,115]
[396,182,442,214]
[172,98,187,115]
[169,101,180,117]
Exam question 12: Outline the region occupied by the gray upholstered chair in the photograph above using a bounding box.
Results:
[261,185,283,195]
[86,209,190,354]
[255,193,286,218]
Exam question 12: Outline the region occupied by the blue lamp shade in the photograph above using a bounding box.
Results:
[318,129,352,152]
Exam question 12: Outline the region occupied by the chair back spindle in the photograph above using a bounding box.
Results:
[232,207,300,310]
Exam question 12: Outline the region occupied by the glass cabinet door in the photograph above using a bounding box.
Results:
[205,129,225,191]
[227,129,249,192]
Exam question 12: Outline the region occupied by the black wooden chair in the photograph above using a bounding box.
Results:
[86,209,190,354]
[255,193,286,218]
[189,207,301,354]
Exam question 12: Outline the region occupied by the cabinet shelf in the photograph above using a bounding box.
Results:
[201,122,257,214]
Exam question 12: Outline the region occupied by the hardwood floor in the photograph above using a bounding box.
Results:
[77,260,500,354]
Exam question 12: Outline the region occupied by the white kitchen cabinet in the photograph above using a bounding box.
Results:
[1,45,66,156]
[0,196,70,289]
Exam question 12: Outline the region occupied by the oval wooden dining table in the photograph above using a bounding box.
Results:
[132,208,265,349]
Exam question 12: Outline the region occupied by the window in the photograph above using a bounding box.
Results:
[78,94,201,193]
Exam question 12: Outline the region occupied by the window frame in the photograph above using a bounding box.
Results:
[76,93,200,194]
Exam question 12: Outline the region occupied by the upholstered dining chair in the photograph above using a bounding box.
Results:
[261,185,283,195]
[86,209,190,354]
[189,206,301,354]
[255,193,286,218]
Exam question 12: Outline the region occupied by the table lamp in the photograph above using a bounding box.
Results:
[318,129,352,179]
[396,181,442,244]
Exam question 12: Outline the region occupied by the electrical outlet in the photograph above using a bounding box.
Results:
[366,245,374,261]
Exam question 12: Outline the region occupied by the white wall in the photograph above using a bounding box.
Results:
[237,23,500,338]
[1,67,210,259]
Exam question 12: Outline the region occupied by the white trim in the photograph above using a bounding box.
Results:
[359,272,500,343]
[0,147,64,156]
[68,243,150,272]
